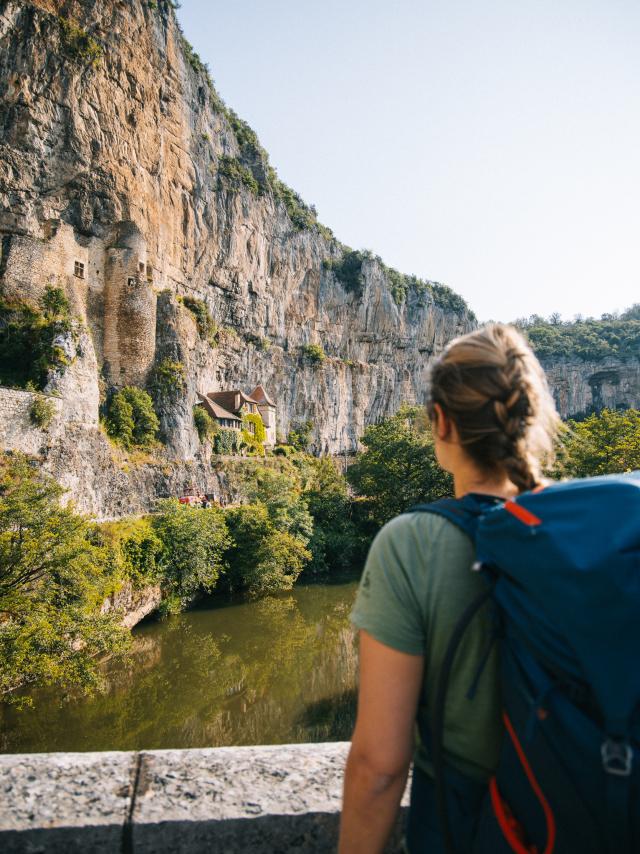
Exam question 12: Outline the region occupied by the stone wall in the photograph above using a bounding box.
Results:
[0,743,409,853]
[0,387,63,455]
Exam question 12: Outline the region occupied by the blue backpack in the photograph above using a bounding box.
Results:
[412,472,640,854]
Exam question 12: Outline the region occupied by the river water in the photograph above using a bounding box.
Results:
[0,579,359,754]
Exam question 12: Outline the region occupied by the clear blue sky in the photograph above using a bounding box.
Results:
[177,0,639,322]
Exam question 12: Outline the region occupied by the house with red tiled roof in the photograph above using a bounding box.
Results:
[197,385,277,447]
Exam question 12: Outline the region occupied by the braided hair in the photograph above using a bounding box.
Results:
[427,324,560,492]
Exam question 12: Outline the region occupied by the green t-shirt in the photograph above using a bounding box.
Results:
[351,511,502,782]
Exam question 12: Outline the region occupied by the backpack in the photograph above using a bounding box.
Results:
[411,472,640,854]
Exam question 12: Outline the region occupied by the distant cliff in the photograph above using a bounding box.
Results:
[521,313,640,419]
[0,0,475,515]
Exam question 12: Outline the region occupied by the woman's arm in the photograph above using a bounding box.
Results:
[339,629,424,854]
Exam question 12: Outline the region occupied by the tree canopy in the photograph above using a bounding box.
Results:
[347,404,452,530]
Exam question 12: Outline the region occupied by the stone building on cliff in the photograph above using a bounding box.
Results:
[0,219,157,388]
[197,386,277,446]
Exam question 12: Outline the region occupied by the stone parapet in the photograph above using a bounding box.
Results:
[0,743,408,853]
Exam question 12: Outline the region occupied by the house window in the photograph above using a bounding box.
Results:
[74,261,85,279]
[146,264,153,282]
[139,261,145,273]
[127,277,135,287]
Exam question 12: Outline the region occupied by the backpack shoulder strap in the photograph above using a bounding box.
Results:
[408,493,502,854]
[408,493,498,543]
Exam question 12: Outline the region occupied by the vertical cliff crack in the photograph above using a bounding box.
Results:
[121,751,142,854]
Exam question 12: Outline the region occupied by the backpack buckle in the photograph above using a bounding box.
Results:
[601,739,633,776]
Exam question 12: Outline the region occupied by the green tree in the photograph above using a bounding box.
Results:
[305,457,361,574]
[224,504,310,596]
[0,287,73,390]
[0,454,128,705]
[287,420,313,450]
[239,466,314,544]
[95,517,163,588]
[347,404,452,530]
[105,387,159,449]
[556,409,640,478]
[152,499,230,605]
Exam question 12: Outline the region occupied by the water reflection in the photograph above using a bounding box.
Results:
[1,580,359,753]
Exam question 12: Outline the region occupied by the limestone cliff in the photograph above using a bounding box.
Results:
[0,0,476,515]
[542,357,640,420]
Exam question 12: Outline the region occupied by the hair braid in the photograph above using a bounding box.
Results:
[427,323,560,493]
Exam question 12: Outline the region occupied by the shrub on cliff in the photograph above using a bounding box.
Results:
[29,395,56,429]
[287,420,313,451]
[0,454,128,706]
[193,406,218,443]
[58,17,103,66]
[149,358,186,401]
[152,499,230,605]
[217,156,260,196]
[300,343,326,365]
[105,387,159,449]
[0,286,73,390]
[181,297,218,346]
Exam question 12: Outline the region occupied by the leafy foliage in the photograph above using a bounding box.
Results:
[347,404,453,530]
[29,396,56,429]
[287,421,313,451]
[300,343,326,365]
[105,387,159,449]
[94,517,163,588]
[0,286,73,390]
[149,359,186,400]
[323,250,366,295]
[214,428,241,455]
[217,156,260,196]
[58,17,103,66]
[555,409,640,478]
[224,504,310,596]
[323,248,474,315]
[516,309,640,362]
[152,499,230,605]
[236,464,314,545]
[0,455,128,705]
[241,412,266,455]
[193,406,218,443]
[305,457,362,574]
[181,297,218,345]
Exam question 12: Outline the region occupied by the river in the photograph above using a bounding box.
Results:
[0,579,359,754]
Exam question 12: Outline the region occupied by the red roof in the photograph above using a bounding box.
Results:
[250,385,276,407]
[197,393,241,422]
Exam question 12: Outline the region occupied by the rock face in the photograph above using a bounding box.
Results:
[0,0,474,514]
[542,357,640,420]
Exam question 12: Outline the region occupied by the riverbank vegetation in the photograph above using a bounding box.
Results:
[2,405,639,705]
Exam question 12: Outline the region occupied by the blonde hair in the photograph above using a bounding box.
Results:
[427,323,561,492]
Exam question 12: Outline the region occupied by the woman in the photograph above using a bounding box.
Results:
[339,323,561,854]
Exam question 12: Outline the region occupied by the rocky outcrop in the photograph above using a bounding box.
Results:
[100,581,162,630]
[543,357,640,420]
[0,0,474,514]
